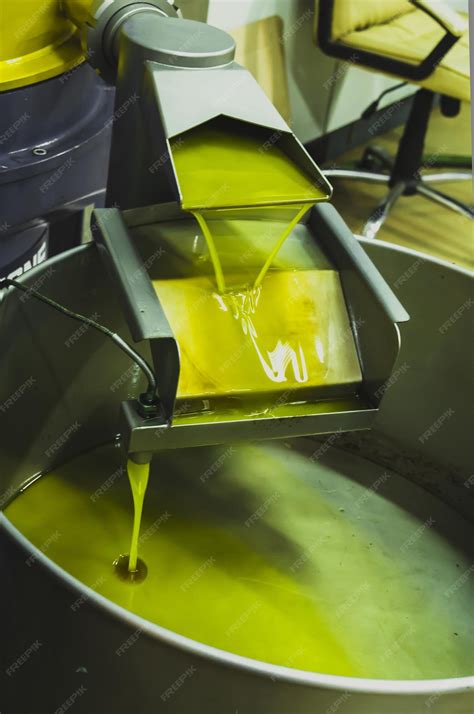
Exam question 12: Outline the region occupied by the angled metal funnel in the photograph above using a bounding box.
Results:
[106,13,332,210]
[88,203,409,463]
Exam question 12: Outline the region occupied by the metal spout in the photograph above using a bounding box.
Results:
[105,12,331,210]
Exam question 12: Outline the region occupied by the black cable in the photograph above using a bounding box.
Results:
[361,82,408,120]
[0,277,158,405]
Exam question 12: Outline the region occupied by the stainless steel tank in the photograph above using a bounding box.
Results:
[0,234,472,713]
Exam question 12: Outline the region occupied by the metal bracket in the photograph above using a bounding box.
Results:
[92,208,180,422]
[91,203,409,459]
[64,0,180,82]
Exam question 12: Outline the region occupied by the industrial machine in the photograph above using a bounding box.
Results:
[0,0,119,278]
[1,231,473,714]
[1,4,472,713]
[1,0,409,461]
[24,0,408,462]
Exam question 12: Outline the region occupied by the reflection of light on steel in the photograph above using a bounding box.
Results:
[315,336,325,365]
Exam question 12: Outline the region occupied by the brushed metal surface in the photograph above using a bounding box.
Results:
[0,239,472,713]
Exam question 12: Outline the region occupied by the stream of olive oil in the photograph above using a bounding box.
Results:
[122,459,150,577]
[152,122,359,405]
[173,122,327,292]
[125,123,333,573]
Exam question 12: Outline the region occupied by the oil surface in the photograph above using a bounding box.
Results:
[153,269,362,402]
[173,122,327,212]
[5,441,473,680]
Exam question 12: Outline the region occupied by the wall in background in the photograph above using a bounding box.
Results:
[208,0,333,142]
[178,0,209,21]
[206,0,469,143]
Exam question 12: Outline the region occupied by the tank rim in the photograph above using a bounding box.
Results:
[2,238,473,696]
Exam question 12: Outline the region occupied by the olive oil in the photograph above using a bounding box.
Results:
[153,120,359,405]
[5,441,474,679]
[127,122,332,569]
[118,459,150,577]
[253,205,310,288]
[173,122,327,211]
[126,121,353,569]
[152,269,362,403]
[173,121,327,293]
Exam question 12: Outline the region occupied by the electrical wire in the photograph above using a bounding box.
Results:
[361,81,408,119]
[0,276,158,405]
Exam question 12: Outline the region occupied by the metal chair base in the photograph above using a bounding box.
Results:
[324,168,473,240]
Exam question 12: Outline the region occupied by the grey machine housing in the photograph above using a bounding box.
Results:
[66,8,409,459]
[104,12,333,210]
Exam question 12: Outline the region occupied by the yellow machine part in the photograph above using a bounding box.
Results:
[0,0,94,91]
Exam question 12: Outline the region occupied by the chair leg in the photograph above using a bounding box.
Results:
[416,184,474,219]
[362,182,406,239]
[323,169,390,184]
[390,89,434,188]
[422,171,472,184]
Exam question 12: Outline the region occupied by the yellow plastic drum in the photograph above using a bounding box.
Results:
[0,0,92,91]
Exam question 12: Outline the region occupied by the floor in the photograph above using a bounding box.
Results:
[325,101,473,271]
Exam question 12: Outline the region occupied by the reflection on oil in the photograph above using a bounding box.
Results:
[153,268,362,404]
[158,119,359,405]
[214,285,310,385]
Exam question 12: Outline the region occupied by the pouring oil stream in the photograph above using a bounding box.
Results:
[119,123,327,578]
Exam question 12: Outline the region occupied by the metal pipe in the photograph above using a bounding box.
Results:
[62,0,179,82]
